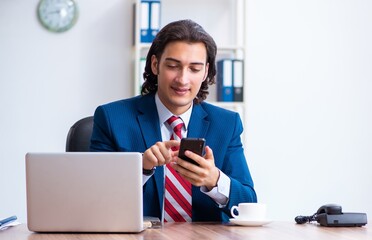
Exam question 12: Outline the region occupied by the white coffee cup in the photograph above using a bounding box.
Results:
[230,203,267,220]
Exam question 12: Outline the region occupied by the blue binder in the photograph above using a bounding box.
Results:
[217,59,234,102]
[140,0,161,43]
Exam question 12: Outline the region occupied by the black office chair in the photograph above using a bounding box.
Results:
[66,116,94,152]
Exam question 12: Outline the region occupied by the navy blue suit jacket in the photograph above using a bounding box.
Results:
[90,93,257,222]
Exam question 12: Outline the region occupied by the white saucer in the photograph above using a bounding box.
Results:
[229,218,272,227]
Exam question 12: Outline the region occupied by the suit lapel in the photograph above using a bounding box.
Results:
[137,94,161,148]
[187,103,209,138]
[136,94,165,215]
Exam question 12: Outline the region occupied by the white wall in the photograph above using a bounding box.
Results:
[0,0,134,222]
[245,0,372,220]
[0,0,371,223]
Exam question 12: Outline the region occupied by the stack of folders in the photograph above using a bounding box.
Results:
[217,59,244,102]
[140,0,161,43]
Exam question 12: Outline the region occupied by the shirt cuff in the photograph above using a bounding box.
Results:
[142,167,155,185]
[200,170,230,207]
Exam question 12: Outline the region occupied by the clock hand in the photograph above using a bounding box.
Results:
[47,8,68,17]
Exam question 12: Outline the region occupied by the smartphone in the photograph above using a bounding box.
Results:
[178,138,206,165]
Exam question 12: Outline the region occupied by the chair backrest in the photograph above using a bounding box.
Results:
[66,116,94,152]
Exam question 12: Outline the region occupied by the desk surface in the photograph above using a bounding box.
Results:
[2,222,371,240]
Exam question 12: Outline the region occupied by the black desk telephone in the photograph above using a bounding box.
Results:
[295,204,367,227]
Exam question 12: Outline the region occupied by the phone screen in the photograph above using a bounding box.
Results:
[178,138,205,165]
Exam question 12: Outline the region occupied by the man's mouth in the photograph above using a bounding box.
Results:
[172,86,189,95]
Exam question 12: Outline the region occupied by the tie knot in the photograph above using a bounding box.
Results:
[167,116,183,140]
[167,115,180,124]
[167,116,183,128]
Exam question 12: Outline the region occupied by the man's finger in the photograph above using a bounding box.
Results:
[204,146,213,160]
[164,140,180,149]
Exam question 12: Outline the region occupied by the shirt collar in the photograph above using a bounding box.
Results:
[155,92,193,130]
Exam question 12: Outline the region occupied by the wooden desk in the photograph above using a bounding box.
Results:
[2,222,371,240]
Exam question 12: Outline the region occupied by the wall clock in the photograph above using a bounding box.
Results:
[37,0,79,33]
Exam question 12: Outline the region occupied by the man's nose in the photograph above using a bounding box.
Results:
[175,68,189,83]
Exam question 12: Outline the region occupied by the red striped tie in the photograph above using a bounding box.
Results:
[164,116,192,222]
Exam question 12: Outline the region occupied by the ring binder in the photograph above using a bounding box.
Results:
[140,0,161,43]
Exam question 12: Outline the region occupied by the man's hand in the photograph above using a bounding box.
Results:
[171,146,220,191]
[142,140,180,170]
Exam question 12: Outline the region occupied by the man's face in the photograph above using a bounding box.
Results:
[151,41,209,115]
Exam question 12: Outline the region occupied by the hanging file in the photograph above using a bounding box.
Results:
[138,57,146,92]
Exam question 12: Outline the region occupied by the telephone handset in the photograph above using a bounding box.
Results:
[316,204,342,215]
[295,204,367,227]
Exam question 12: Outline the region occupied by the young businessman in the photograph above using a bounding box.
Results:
[90,19,257,222]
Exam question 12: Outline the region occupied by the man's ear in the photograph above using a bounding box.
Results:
[151,55,158,75]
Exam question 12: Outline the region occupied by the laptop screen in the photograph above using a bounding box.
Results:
[25,152,144,232]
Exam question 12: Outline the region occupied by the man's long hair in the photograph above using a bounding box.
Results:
[141,19,217,104]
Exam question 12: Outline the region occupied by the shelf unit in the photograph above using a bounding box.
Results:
[133,0,246,125]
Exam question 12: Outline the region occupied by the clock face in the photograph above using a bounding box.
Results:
[37,0,78,33]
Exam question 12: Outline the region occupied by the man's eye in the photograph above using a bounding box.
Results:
[190,68,202,73]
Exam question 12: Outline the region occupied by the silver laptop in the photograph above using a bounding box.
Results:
[25,152,144,233]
